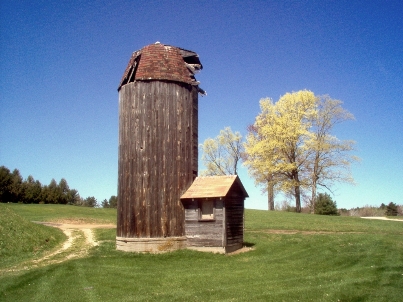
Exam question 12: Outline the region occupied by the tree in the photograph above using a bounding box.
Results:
[108,195,117,208]
[0,166,13,202]
[243,125,281,210]
[101,199,109,208]
[306,95,359,213]
[57,178,70,204]
[101,196,117,208]
[244,90,317,212]
[66,189,80,205]
[385,202,398,216]
[314,193,339,215]
[10,169,24,202]
[83,196,98,207]
[44,179,59,204]
[22,175,42,204]
[200,127,244,176]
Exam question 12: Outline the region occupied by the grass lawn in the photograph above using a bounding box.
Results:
[1,204,402,301]
[2,203,116,224]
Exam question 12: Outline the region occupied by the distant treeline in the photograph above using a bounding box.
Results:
[343,202,401,217]
[0,166,117,208]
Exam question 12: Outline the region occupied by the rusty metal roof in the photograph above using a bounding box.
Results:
[180,175,249,199]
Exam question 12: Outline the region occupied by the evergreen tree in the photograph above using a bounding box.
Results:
[0,166,13,202]
[385,202,398,216]
[22,175,42,203]
[314,193,339,215]
[83,196,98,207]
[108,195,117,208]
[10,169,24,202]
[57,178,70,204]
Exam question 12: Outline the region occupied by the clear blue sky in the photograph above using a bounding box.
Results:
[1,0,402,210]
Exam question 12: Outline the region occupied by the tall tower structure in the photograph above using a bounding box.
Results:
[116,42,204,252]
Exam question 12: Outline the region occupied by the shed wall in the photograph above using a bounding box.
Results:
[117,81,198,238]
[225,198,244,252]
[184,199,224,247]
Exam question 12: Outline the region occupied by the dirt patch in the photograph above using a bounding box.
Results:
[361,217,403,222]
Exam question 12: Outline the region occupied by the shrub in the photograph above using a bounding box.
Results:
[348,206,386,217]
[314,193,339,215]
[338,208,350,216]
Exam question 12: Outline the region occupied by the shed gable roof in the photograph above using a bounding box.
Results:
[180,175,249,199]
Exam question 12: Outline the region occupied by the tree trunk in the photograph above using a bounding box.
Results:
[268,179,274,211]
[311,181,317,214]
[293,170,301,213]
[294,185,301,213]
[311,151,320,214]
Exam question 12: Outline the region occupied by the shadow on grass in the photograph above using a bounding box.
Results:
[243,241,255,248]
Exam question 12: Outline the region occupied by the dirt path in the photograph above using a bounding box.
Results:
[35,222,116,261]
[361,217,403,222]
[3,222,115,273]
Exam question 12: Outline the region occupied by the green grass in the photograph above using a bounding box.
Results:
[1,204,402,301]
[0,204,66,269]
[4,203,117,224]
[246,210,403,234]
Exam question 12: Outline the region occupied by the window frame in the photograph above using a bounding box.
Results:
[198,199,215,221]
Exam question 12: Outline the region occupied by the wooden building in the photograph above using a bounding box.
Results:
[180,175,248,254]
[116,43,205,252]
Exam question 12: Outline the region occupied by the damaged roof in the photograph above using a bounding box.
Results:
[118,42,205,95]
[180,175,249,199]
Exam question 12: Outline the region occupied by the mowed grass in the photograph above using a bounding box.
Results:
[1,204,402,301]
[3,203,117,224]
[246,210,403,234]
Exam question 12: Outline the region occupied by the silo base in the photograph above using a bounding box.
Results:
[116,236,187,253]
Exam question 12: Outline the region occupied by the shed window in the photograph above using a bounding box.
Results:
[200,200,214,220]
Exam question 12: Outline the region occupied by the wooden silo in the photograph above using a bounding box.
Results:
[116,42,205,252]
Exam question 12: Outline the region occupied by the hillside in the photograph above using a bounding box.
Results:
[0,204,66,269]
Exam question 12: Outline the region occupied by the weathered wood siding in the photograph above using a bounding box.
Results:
[225,198,244,251]
[117,80,198,238]
[184,199,224,247]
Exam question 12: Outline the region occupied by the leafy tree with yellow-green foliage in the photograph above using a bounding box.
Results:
[244,90,357,213]
[245,90,317,212]
[306,95,358,213]
[200,127,243,176]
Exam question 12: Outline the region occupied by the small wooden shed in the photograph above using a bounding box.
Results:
[180,175,248,253]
